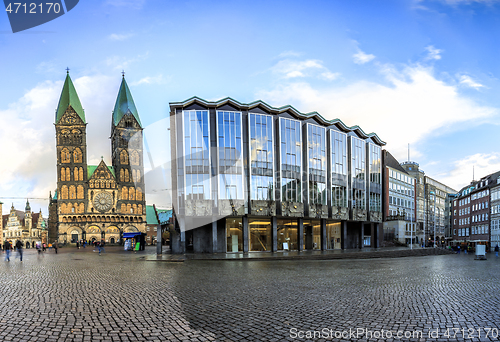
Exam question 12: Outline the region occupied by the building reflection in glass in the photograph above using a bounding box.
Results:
[280,118,302,202]
[249,218,272,251]
[331,130,348,207]
[226,218,243,252]
[308,124,326,205]
[249,113,274,200]
[277,219,298,250]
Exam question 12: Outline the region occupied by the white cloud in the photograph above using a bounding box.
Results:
[271,59,340,80]
[353,50,376,64]
[105,52,149,71]
[425,45,443,60]
[108,33,135,41]
[257,63,497,164]
[278,51,302,58]
[437,153,500,190]
[130,74,166,86]
[459,75,484,90]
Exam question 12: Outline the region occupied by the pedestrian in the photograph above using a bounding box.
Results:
[99,240,105,255]
[15,240,23,261]
[97,241,101,255]
[76,241,80,249]
[4,240,11,261]
[457,245,461,254]
[53,241,58,254]
[42,243,46,252]
[495,244,499,258]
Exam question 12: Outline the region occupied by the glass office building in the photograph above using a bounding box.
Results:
[170,97,385,253]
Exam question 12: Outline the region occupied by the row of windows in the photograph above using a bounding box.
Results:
[389,196,414,209]
[60,185,85,200]
[491,189,500,201]
[389,169,413,185]
[61,148,83,164]
[89,179,116,189]
[472,201,488,211]
[472,189,489,200]
[60,167,84,181]
[492,220,500,231]
[472,213,488,223]
[119,169,141,183]
[389,183,414,197]
[180,111,381,209]
[119,150,141,166]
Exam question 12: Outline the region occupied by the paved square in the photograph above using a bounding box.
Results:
[0,247,499,341]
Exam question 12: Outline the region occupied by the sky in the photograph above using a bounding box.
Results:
[1,0,500,216]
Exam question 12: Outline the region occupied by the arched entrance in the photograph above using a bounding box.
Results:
[105,226,120,244]
[69,228,81,243]
[86,225,101,243]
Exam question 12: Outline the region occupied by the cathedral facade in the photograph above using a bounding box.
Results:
[50,72,146,244]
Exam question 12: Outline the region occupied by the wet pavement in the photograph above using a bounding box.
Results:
[0,247,499,341]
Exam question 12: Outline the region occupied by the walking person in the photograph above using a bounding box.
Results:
[53,241,58,254]
[4,239,11,261]
[99,240,105,255]
[15,240,23,262]
[495,244,499,258]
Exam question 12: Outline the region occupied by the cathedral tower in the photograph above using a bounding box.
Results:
[55,71,88,218]
[111,75,146,218]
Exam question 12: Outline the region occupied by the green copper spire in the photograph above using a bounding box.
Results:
[55,72,85,124]
[113,76,141,127]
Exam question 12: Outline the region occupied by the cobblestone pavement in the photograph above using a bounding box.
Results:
[0,248,499,342]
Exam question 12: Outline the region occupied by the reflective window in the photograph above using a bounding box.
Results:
[217,111,243,200]
[183,110,211,200]
[331,130,348,207]
[308,124,326,205]
[280,118,301,202]
[277,219,298,250]
[249,219,272,251]
[351,137,366,209]
[369,143,381,212]
[326,222,341,250]
[250,113,274,200]
[226,218,243,252]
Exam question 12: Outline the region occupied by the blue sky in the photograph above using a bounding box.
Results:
[1,0,500,215]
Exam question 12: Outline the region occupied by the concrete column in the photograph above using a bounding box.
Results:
[320,219,327,251]
[298,218,304,251]
[156,223,162,255]
[242,216,249,253]
[272,217,278,252]
[212,221,218,253]
[341,221,347,250]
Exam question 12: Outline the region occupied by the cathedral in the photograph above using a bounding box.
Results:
[49,72,146,245]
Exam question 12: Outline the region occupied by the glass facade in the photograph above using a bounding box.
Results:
[351,137,366,209]
[308,124,326,205]
[280,118,302,202]
[369,143,382,212]
[226,218,243,252]
[183,110,211,200]
[331,130,348,207]
[217,111,244,200]
[249,113,274,200]
[249,219,272,251]
[277,219,298,250]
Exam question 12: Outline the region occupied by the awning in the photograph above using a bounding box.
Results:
[123,232,143,238]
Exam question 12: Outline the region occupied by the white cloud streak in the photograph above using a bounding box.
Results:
[459,75,484,89]
[437,153,500,190]
[271,59,339,80]
[425,45,443,60]
[353,50,376,64]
